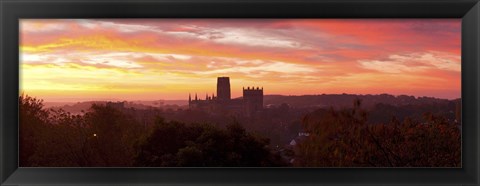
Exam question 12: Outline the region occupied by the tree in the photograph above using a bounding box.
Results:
[27,108,90,166]
[295,99,460,167]
[19,94,49,166]
[81,104,144,166]
[20,96,146,167]
[136,118,286,167]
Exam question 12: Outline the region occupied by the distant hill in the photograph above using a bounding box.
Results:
[44,100,189,115]
[45,101,108,115]
[132,100,188,107]
[264,94,458,109]
[44,94,459,114]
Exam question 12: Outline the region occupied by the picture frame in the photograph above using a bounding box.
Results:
[1,0,479,185]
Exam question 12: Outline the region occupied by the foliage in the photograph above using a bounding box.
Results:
[81,104,145,166]
[20,95,147,166]
[19,95,285,167]
[295,99,461,167]
[19,94,460,167]
[19,94,49,166]
[136,118,286,167]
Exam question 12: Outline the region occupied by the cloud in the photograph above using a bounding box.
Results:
[359,51,460,73]
[19,19,461,100]
[164,26,308,49]
[149,53,192,61]
[66,20,308,49]
[22,51,144,69]
[20,20,67,33]
[359,60,426,73]
[197,61,317,75]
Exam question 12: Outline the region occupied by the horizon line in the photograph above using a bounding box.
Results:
[32,93,461,103]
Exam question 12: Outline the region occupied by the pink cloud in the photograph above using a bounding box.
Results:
[20,19,461,100]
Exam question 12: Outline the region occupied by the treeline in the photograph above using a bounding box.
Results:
[19,95,285,167]
[264,94,458,109]
[20,94,461,167]
[293,99,461,167]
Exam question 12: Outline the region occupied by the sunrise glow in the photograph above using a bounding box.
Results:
[20,19,461,102]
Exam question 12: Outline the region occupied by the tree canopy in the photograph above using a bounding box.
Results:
[19,95,285,167]
[136,117,286,167]
[294,99,461,167]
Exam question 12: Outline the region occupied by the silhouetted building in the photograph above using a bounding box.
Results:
[217,77,231,101]
[243,87,264,117]
[188,77,263,117]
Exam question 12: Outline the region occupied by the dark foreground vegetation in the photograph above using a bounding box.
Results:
[294,99,461,167]
[20,95,285,167]
[20,95,460,167]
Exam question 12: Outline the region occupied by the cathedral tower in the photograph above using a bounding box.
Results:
[243,86,263,117]
[217,77,231,101]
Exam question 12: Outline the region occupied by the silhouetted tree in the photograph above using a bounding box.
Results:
[19,94,49,166]
[295,98,460,167]
[28,108,89,166]
[136,118,286,167]
[19,95,146,167]
[82,104,144,166]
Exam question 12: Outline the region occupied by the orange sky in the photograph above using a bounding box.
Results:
[20,19,461,102]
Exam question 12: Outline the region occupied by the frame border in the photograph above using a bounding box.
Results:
[1,0,479,185]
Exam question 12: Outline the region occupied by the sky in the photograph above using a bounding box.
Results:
[20,19,461,102]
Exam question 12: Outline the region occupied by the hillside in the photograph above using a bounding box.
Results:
[264,93,458,109]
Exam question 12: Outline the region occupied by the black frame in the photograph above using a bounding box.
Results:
[1,0,479,185]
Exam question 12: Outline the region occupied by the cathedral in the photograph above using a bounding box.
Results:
[189,77,264,117]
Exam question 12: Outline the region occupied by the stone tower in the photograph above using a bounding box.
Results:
[243,86,263,117]
[217,77,231,101]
